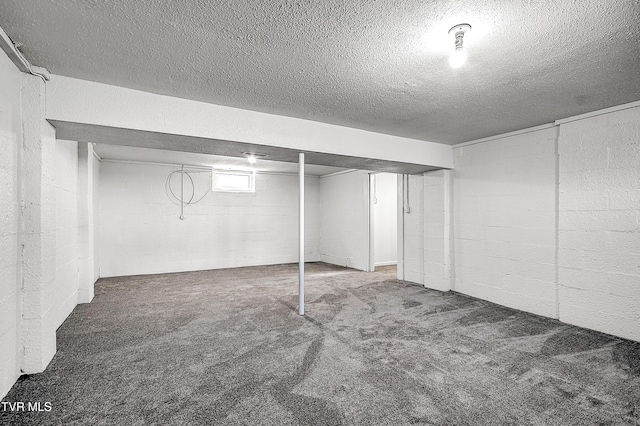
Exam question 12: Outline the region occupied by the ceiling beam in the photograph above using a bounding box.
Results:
[45,75,453,171]
[51,121,439,175]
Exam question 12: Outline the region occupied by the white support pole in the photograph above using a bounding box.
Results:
[298,153,305,315]
[180,165,185,220]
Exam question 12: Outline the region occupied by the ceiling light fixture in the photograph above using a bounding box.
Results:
[242,152,267,164]
[448,23,471,68]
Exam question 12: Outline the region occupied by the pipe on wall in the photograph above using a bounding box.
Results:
[0,25,50,81]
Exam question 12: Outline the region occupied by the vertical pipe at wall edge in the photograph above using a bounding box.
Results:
[298,153,305,315]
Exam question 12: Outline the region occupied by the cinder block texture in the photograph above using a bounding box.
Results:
[402,175,425,284]
[20,315,56,375]
[0,48,22,399]
[76,142,95,303]
[19,74,58,376]
[92,153,100,281]
[558,106,640,342]
[99,162,321,277]
[319,171,369,271]
[396,172,450,287]
[423,170,451,292]
[453,128,558,318]
[54,139,79,326]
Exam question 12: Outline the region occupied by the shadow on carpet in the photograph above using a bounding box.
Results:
[2,263,639,425]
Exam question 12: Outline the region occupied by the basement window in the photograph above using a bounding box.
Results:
[212,170,255,193]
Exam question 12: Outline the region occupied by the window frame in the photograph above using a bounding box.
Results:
[211,170,256,193]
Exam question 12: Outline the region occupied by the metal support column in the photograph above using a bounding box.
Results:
[298,153,305,315]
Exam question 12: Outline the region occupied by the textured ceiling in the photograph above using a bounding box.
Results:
[1,0,640,144]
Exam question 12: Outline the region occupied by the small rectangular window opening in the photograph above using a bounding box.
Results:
[212,170,255,193]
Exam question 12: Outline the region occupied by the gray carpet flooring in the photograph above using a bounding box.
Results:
[1,262,639,425]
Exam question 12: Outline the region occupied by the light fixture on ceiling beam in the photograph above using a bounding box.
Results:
[448,23,471,68]
[242,152,267,164]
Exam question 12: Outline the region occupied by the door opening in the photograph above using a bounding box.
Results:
[369,173,398,271]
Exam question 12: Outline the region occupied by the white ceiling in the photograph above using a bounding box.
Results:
[94,144,347,176]
[1,1,639,144]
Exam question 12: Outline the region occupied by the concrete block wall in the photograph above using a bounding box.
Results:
[452,127,558,318]
[20,74,58,375]
[398,175,425,283]
[99,162,321,277]
[92,151,100,282]
[1,46,93,398]
[77,142,96,303]
[0,43,23,400]
[319,171,370,270]
[557,106,640,342]
[53,139,79,328]
[422,170,451,292]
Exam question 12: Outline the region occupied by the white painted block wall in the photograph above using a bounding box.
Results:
[453,128,558,318]
[99,162,321,277]
[0,44,23,399]
[558,106,640,341]
[0,56,92,398]
[77,142,96,303]
[53,139,79,327]
[2,68,84,396]
[451,106,640,342]
[20,74,58,376]
[92,152,100,282]
[398,175,425,283]
[319,171,370,270]
[423,170,451,292]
